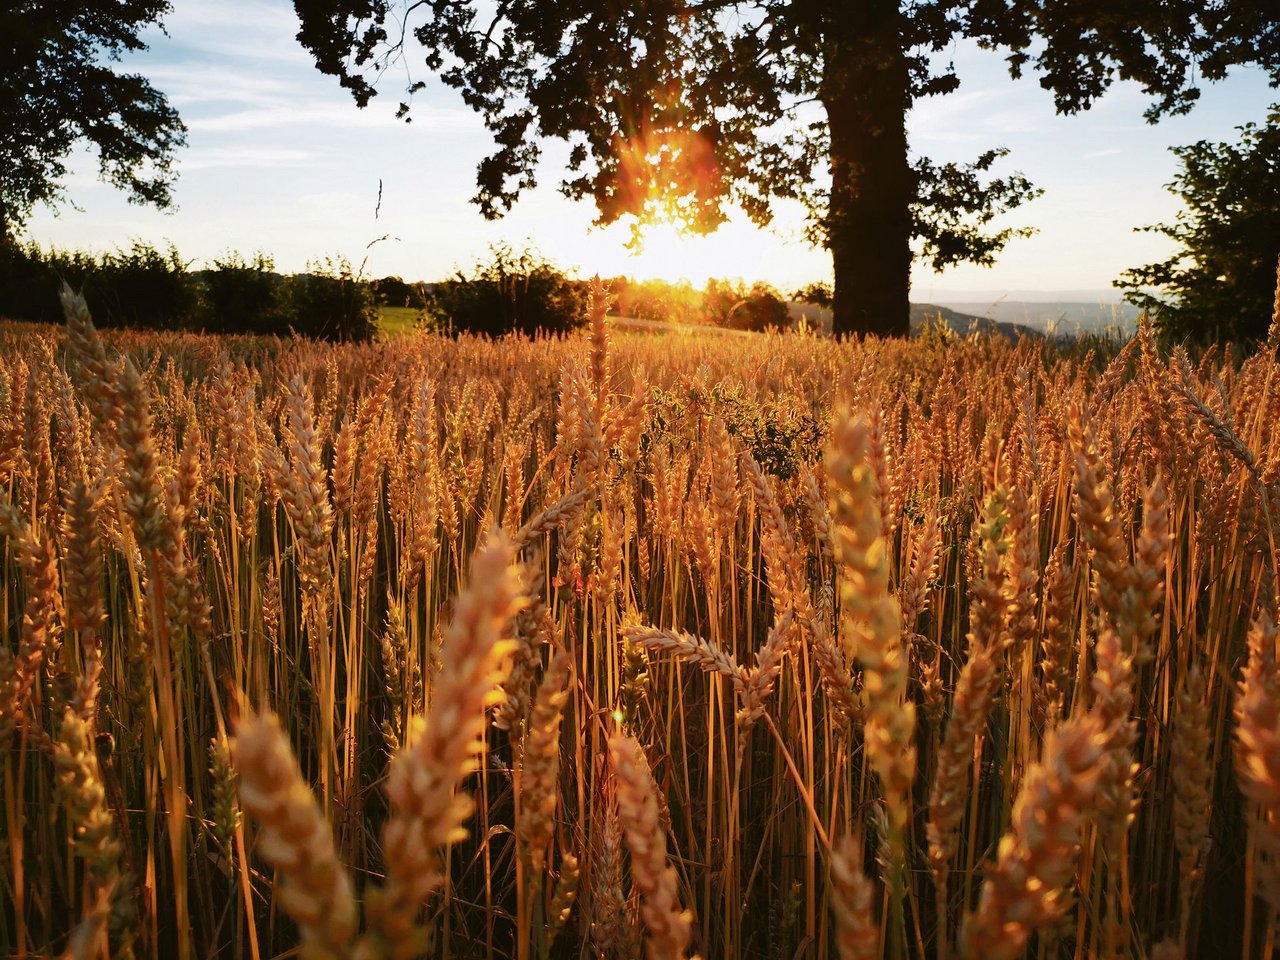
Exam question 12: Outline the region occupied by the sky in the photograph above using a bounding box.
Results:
[22,1,1279,300]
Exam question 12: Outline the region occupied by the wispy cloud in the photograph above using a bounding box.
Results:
[909,86,1044,144]
[180,146,318,170]
[150,1,306,65]
[141,65,298,108]
[188,100,475,133]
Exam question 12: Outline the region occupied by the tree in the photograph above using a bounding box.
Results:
[793,282,833,310]
[1117,106,1280,344]
[294,0,1278,338]
[704,279,792,331]
[199,252,289,335]
[426,244,586,336]
[280,257,381,342]
[1,2,186,238]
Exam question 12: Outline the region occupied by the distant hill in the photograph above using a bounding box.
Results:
[928,298,1141,336]
[789,302,1039,339]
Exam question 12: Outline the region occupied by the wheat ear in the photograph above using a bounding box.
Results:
[232,706,357,960]
[364,530,524,959]
[609,732,696,960]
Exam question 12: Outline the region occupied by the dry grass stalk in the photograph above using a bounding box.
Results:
[624,623,748,693]
[275,375,335,596]
[1235,612,1280,917]
[590,770,633,958]
[52,706,135,959]
[927,639,999,896]
[737,612,794,735]
[900,508,942,630]
[0,506,60,739]
[547,851,581,943]
[829,834,879,960]
[514,487,592,549]
[826,412,916,880]
[495,562,549,735]
[1171,663,1212,944]
[1170,349,1260,479]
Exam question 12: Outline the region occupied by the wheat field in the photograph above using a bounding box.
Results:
[1,283,1278,959]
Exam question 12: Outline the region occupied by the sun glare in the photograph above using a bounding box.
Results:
[618,221,717,286]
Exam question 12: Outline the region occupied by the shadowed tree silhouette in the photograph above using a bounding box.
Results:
[1,3,186,238]
[294,0,1278,338]
[1118,105,1280,344]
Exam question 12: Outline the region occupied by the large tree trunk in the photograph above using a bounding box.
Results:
[822,0,913,339]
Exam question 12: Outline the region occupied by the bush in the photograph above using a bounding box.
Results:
[792,281,833,309]
[428,244,585,336]
[0,239,198,328]
[373,275,427,309]
[197,251,287,335]
[704,279,791,332]
[278,257,379,342]
[91,241,198,329]
[0,241,77,322]
[612,277,701,325]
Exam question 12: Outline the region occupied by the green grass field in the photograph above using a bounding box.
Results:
[378,304,424,335]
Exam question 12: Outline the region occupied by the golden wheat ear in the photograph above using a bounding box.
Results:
[364,530,524,960]
[608,732,697,960]
[231,704,357,960]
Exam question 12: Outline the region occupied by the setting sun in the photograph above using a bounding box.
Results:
[588,212,814,289]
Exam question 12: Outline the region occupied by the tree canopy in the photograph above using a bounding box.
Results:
[295,0,1279,337]
[1,2,186,237]
[1118,105,1280,344]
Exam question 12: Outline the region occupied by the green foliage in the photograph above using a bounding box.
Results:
[792,282,833,309]
[90,241,199,329]
[703,280,791,332]
[427,245,586,336]
[278,257,380,342]
[610,277,702,325]
[0,242,382,341]
[0,239,196,328]
[648,379,822,480]
[373,275,428,309]
[1117,106,1280,344]
[198,252,288,336]
[912,149,1042,269]
[1,3,185,235]
[0,241,93,323]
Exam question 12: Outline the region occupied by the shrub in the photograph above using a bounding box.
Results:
[0,239,197,328]
[197,251,287,335]
[704,279,791,332]
[0,240,76,323]
[792,281,833,309]
[89,241,198,329]
[278,257,379,342]
[373,275,428,309]
[612,277,701,325]
[428,244,585,336]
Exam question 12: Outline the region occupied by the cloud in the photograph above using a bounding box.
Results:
[152,1,306,64]
[179,146,319,170]
[189,100,477,133]
[140,64,298,109]
[909,86,1045,144]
